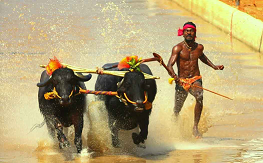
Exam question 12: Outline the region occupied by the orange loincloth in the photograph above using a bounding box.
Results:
[179,76,202,91]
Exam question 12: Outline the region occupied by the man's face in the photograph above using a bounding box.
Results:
[183,28,196,41]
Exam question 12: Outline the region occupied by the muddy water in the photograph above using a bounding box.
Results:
[1,0,263,162]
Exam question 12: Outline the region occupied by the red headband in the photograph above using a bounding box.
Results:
[177,24,196,36]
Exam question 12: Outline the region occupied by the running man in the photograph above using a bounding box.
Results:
[167,22,224,138]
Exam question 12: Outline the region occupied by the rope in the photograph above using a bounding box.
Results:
[79,88,118,96]
[123,92,148,104]
[44,87,73,100]
[44,87,151,108]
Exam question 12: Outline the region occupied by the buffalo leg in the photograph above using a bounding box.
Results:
[45,117,56,139]
[55,120,70,149]
[132,115,149,145]
[73,115,83,153]
[109,117,120,147]
[45,116,69,148]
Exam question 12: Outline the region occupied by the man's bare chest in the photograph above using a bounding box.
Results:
[179,49,199,61]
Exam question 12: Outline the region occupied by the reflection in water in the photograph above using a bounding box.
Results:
[239,139,263,162]
[1,0,263,162]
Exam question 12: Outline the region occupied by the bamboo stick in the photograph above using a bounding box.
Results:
[40,64,160,79]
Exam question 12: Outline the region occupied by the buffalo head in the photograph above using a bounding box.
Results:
[117,71,150,112]
[37,68,92,105]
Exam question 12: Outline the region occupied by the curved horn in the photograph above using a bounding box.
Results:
[74,72,92,82]
[37,76,52,87]
[117,78,124,88]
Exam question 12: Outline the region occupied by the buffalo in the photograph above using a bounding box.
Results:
[95,63,157,147]
[37,67,92,153]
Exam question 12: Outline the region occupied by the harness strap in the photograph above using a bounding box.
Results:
[115,94,128,106]
[53,87,61,99]
[123,92,148,104]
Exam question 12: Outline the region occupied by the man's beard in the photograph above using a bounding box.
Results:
[185,35,194,41]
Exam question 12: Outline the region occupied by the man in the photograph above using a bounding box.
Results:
[167,22,224,138]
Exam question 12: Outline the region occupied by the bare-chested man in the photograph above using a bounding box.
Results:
[167,22,224,138]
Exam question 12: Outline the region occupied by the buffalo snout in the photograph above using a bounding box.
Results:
[59,95,71,105]
[136,100,144,107]
[133,100,144,112]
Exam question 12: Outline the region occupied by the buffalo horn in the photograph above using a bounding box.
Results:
[117,78,124,88]
[37,76,52,87]
[74,72,92,82]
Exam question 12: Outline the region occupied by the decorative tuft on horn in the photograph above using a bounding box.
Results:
[46,57,63,76]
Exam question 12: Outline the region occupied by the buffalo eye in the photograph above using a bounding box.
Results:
[117,81,128,93]
[52,79,58,86]
[69,78,77,85]
[124,81,131,88]
[117,86,125,93]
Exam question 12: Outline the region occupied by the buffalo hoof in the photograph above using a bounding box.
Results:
[77,148,82,154]
[112,139,120,148]
[137,143,146,149]
[59,140,70,149]
[132,133,144,145]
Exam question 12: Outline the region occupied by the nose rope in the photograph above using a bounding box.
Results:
[123,92,148,104]
[53,87,61,99]
[44,87,74,100]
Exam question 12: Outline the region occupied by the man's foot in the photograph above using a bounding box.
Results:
[193,127,202,139]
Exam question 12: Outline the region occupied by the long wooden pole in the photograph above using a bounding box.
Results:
[152,53,177,79]
[192,85,233,100]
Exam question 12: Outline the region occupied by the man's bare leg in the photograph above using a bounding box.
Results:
[190,81,203,138]
[174,84,188,116]
[193,99,203,138]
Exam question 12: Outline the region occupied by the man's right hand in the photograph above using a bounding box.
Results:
[173,75,180,83]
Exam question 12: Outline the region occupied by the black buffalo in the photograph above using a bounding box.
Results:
[37,68,92,153]
[95,63,157,147]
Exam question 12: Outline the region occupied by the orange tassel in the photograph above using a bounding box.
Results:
[46,57,63,76]
[118,56,138,70]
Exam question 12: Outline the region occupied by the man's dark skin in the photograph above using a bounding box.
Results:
[167,24,224,138]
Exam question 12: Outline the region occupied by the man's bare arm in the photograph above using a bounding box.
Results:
[167,45,181,80]
[199,53,224,70]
